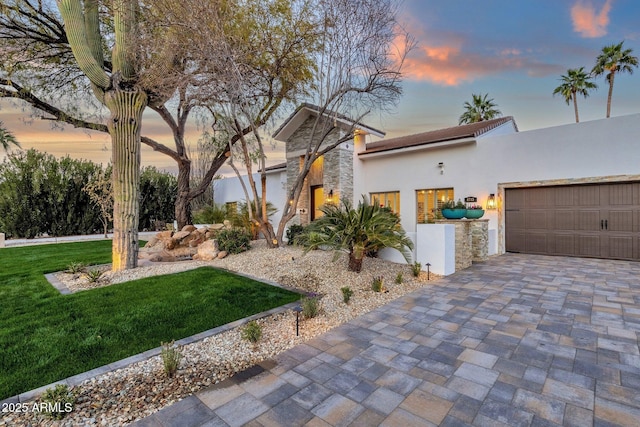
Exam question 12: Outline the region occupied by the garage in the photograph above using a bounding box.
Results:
[505,182,640,260]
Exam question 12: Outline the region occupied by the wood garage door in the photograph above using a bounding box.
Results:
[505,182,640,260]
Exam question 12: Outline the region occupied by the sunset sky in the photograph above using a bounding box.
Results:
[1,0,639,174]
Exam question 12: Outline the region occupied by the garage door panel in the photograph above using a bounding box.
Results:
[554,211,576,230]
[608,210,634,232]
[576,185,600,206]
[525,211,551,230]
[525,233,548,254]
[506,231,525,253]
[577,210,600,231]
[606,236,634,259]
[554,234,575,255]
[576,235,601,257]
[528,187,554,208]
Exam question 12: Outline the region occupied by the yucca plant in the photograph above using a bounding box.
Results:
[297,196,413,273]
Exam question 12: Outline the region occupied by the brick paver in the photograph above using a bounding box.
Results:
[133,254,640,426]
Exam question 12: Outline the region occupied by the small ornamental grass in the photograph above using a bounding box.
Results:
[371,276,385,293]
[161,341,183,378]
[85,268,103,283]
[412,261,422,277]
[340,287,353,304]
[40,384,76,420]
[395,272,403,284]
[301,293,321,318]
[65,262,85,274]
[241,321,263,346]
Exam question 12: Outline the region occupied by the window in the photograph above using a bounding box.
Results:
[416,188,453,223]
[370,191,400,214]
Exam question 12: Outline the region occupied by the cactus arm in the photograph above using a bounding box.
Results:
[83,0,104,70]
[111,0,136,81]
[57,0,110,89]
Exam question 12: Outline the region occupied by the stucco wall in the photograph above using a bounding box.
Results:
[213,170,287,227]
[358,113,640,256]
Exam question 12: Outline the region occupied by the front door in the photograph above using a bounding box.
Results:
[311,185,324,221]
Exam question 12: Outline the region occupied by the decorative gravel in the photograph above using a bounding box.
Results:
[4,241,438,426]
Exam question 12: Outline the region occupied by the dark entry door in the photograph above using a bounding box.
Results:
[505,182,640,260]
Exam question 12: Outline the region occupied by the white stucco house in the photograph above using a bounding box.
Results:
[215,106,640,274]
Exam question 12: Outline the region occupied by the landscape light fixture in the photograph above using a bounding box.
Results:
[293,306,302,336]
[486,194,496,210]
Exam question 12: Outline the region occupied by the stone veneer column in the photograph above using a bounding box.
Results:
[436,220,472,271]
[435,219,489,271]
[0,232,4,248]
[470,219,489,262]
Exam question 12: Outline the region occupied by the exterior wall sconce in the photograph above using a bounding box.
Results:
[326,189,335,204]
[438,162,445,175]
[486,193,496,210]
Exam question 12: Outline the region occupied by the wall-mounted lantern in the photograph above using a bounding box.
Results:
[325,189,335,204]
[486,193,497,210]
[438,162,445,175]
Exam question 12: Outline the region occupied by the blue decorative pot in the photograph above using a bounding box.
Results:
[441,208,466,219]
[464,209,485,219]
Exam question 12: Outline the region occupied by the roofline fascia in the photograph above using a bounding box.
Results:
[358,137,476,159]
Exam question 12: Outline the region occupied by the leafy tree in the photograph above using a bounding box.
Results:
[0,121,20,151]
[0,0,317,237]
[458,93,502,124]
[552,67,598,123]
[298,197,413,273]
[224,0,413,247]
[592,41,639,118]
[83,168,113,237]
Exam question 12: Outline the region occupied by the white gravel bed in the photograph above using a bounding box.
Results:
[4,240,439,426]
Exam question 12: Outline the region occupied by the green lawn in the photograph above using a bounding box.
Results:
[0,240,299,400]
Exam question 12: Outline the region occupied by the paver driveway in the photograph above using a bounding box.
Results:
[135,254,640,426]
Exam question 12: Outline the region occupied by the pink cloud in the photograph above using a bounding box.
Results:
[571,0,613,38]
[399,41,556,86]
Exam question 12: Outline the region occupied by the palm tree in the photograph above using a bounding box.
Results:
[0,121,20,151]
[297,197,413,273]
[552,67,598,123]
[458,93,502,124]
[592,41,639,118]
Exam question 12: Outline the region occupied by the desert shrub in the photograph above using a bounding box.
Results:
[395,272,403,284]
[161,341,182,378]
[85,268,103,283]
[301,293,320,318]
[286,224,306,245]
[41,384,76,420]
[412,261,421,277]
[371,276,384,292]
[241,321,263,344]
[66,262,85,274]
[192,203,227,224]
[217,228,251,254]
[340,287,353,304]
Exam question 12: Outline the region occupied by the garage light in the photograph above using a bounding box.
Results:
[486,194,496,210]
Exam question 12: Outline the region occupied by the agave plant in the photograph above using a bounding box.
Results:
[298,196,413,273]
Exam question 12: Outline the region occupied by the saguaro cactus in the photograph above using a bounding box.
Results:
[57,0,146,270]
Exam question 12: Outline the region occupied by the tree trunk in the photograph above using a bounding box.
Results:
[105,89,147,271]
[572,91,579,123]
[348,251,363,273]
[606,72,615,118]
[175,159,192,229]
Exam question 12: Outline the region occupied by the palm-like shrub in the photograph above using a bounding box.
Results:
[298,197,413,273]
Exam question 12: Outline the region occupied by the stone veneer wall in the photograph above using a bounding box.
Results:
[285,115,353,225]
[435,219,489,271]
